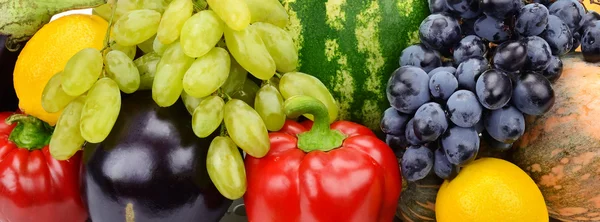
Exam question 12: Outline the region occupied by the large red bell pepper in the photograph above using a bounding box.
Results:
[0,112,87,222]
[244,96,402,222]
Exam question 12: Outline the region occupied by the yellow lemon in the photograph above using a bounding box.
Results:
[436,158,548,222]
[13,14,108,125]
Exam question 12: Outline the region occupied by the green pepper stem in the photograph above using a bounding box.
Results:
[5,114,53,150]
[284,95,345,152]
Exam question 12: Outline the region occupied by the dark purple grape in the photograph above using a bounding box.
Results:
[401,145,434,182]
[418,13,462,52]
[474,14,511,43]
[386,134,409,152]
[405,119,424,145]
[429,71,458,100]
[429,0,452,13]
[515,3,549,36]
[447,0,482,19]
[453,35,487,65]
[441,125,480,166]
[493,40,527,73]
[485,105,525,143]
[571,30,581,52]
[456,56,489,91]
[542,55,563,82]
[381,107,410,136]
[541,15,573,55]
[428,66,457,78]
[447,90,482,127]
[412,102,448,142]
[461,18,477,36]
[523,36,552,71]
[582,21,600,63]
[480,0,520,19]
[434,148,459,180]
[386,66,431,114]
[482,131,513,151]
[400,44,442,73]
[512,72,555,115]
[475,69,512,110]
[580,11,600,33]
[548,0,585,34]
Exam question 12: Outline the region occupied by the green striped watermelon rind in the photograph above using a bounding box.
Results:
[280,0,430,132]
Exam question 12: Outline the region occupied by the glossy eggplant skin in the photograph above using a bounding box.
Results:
[0,36,19,112]
[82,92,232,222]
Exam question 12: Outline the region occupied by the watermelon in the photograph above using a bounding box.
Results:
[280,0,430,130]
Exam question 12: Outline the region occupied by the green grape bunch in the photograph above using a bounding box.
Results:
[42,0,341,201]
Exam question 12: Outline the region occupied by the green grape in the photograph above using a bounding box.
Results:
[113,9,161,46]
[104,50,141,94]
[206,136,247,200]
[221,56,247,95]
[255,84,285,131]
[49,96,86,161]
[41,72,76,113]
[115,0,141,20]
[223,25,275,80]
[157,0,193,45]
[206,0,251,31]
[62,48,103,96]
[192,96,224,138]
[152,41,195,107]
[80,77,121,143]
[140,0,171,13]
[245,0,288,28]
[223,99,269,158]
[279,72,339,123]
[253,22,298,73]
[92,3,113,21]
[134,52,161,90]
[181,91,204,115]
[80,78,122,143]
[152,35,171,55]
[180,10,225,58]
[137,35,155,54]
[231,77,259,105]
[108,41,137,60]
[183,47,230,98]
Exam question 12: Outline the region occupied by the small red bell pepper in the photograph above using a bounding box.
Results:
[0,112,87,222]
[244,96,402,222]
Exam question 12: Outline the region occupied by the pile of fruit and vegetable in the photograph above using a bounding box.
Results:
[0,0,599,221]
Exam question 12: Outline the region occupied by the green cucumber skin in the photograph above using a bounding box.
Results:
[281,0,430,131]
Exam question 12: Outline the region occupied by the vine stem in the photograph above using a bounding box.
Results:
[102,2,118,50]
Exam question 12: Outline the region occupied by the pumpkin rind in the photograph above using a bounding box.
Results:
[512,53,600,221]
[397,170,442,221]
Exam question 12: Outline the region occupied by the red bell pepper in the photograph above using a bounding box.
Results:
[0,112,87,222]
[244,96,402,222]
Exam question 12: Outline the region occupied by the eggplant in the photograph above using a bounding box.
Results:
[0,35,20,112]
[82,92,232,222]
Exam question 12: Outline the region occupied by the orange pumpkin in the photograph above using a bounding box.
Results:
[512,53,600,221]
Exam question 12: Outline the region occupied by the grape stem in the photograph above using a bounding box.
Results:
[102,1,118,51]
[284,95,346,152]
[219,122,226,137]
[5,114,53,150]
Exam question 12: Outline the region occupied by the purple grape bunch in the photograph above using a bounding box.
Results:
[384,0,600,182]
